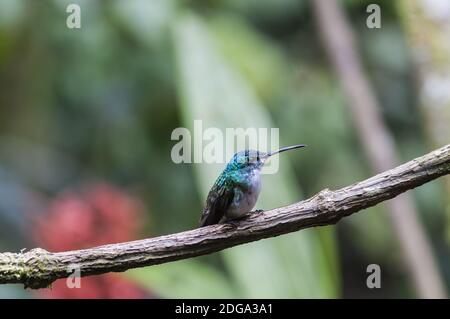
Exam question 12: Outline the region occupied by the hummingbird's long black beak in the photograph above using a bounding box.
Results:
[267,144,307,157]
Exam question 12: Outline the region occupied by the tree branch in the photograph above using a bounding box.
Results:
[1,144,449,289]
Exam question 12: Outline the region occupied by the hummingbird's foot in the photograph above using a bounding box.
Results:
[222,213,252,229]
[252,209,264,214]
[223,218,242,230]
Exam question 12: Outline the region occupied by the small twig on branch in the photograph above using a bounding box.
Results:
[0,144,449,289]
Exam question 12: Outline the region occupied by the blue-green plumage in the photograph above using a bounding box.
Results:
[199,145,306,227]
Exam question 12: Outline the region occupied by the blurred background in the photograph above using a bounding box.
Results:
[0,0,449,298]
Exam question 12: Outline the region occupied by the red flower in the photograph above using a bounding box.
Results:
[32,184,150,298]
[37,274,146,299]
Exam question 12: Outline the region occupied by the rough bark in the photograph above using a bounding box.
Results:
[0,144,449,289]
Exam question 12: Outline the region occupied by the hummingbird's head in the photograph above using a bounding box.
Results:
[231,150,267,171]
[229,144,307,171]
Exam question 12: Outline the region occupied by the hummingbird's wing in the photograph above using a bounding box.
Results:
[199,178,235,227]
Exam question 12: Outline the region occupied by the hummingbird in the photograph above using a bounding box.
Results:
[199,144,307,227]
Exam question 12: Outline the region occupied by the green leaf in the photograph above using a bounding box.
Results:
[127,259,238,298]
[209,14,290,101]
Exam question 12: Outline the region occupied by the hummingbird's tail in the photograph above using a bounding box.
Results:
[199,207,223,227]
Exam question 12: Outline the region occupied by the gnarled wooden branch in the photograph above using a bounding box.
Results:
[1,144,449,289]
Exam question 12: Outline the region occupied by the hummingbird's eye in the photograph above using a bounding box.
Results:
[250,154,260,164]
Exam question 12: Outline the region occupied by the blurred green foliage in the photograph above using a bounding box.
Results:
[0,0,448,298]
